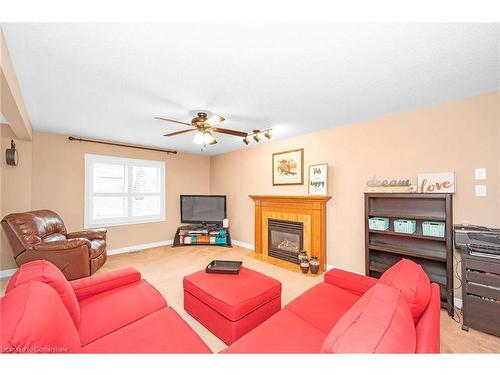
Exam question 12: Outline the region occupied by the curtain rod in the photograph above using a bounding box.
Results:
[68,136,177,155]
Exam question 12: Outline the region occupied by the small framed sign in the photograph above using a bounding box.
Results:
[418,172,456,193]
[308,163,328,195]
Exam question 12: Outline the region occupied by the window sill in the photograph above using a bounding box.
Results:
[84,218,166,230]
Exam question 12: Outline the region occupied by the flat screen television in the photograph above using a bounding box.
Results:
[180,195,227,225]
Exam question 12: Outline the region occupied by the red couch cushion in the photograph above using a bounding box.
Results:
[5,260,80,327]
[285,282,359,333]
[221,309,327,353]
[78,280,167,346]
[70,267,142,301]
[183,267,281,321]
[321,284,416,353]
[415,283,441,353]
[82,307,212,353]
[1,282,81,353]
[379,259,431,322]
[324,268,378,296]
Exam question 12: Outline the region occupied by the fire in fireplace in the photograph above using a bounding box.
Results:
[268,219,304,264]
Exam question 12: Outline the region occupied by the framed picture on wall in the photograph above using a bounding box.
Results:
[308,163,328,195]
[272,148,304,186]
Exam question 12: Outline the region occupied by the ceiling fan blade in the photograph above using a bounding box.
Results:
[154,117,192,126]
[163,129,196,137]
[213,127,248,137]
[205,114,225,126]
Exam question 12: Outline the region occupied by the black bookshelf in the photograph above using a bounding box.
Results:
[364,193,454,316]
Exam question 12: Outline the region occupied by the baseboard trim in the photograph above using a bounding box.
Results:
[107,239,173,256]
[2,238,245,277]
[231,240,254,251]
[0,267,18,279]
[326,264,364,275]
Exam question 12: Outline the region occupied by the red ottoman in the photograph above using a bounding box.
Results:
[183,267,282,345]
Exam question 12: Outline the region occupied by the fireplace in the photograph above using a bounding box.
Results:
[250,195,331,272]
[267,219,304,264]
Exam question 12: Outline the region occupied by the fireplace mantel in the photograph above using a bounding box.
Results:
[249,195,331,202]
[249,195,331,272]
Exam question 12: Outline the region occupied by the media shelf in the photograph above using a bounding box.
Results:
[172,224,232,248]
[364,193,454,316]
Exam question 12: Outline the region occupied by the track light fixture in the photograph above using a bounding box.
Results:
[253,131,261,142]
[242,128,273,146]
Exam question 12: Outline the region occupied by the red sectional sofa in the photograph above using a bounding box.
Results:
[1,258,440,354]
[223,260,441,353]
[0,260,211,353]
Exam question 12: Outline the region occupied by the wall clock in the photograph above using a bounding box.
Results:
[6,140,19,166]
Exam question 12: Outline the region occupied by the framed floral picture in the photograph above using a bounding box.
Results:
[308,163,328,195]
[272,148,304,186]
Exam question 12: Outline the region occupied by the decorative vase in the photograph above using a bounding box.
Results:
[300,260,310,274]
[298,250,309,263]
[309,256,320,274]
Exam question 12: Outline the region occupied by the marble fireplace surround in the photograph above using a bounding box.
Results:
[249,195,331,272]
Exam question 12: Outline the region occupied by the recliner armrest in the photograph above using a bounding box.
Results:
[67,229,107,240]
[33,238,91,251]
[70,267,141,300]
[324,268,378,296]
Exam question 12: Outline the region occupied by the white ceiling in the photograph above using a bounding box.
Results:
[2,23,499,155]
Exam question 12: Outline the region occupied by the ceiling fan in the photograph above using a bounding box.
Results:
[154,112,272,146]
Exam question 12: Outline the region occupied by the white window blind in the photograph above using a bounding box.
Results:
[85,154,165,228]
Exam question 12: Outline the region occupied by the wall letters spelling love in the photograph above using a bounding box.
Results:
[417,172,456,193]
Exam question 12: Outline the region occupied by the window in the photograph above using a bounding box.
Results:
[85,154,165,228]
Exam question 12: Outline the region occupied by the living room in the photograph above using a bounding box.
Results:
[1,1,499,372]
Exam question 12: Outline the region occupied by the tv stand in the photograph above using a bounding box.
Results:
[173,224,232,248]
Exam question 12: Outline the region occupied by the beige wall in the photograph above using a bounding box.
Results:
[0,130,210,271]
[31,131,211,249]
[1,125,33,269]
[210,92,500,278]
[1,92,499,278]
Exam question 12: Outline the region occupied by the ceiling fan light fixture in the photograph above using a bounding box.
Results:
[157,112,257,148]
[265,130,273,140]
[193,130,205,145]
[206,114,225,126]
[203,131,216,145]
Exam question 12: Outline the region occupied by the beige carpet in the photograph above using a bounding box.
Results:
[100,245,322,353]
[2,245,500,353]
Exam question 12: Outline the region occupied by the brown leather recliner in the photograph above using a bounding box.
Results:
[1,209,107,280]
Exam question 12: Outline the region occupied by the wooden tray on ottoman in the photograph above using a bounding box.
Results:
[205,260,242,275]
